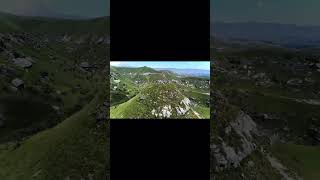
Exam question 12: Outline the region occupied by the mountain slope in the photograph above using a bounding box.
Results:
[0,12,110,179]
[111,83,201,119]
[110,66,210,119]
[0,87,109,180]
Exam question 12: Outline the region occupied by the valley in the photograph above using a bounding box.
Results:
[110,65,210,119]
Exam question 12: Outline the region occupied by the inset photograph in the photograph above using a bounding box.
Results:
[110,61,210,119]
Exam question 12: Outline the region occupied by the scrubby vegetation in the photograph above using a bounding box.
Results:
[0,12,110,179]
[110,66,210,119]
[211,40,320,180]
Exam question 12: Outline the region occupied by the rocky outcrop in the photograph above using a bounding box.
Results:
[176,97,191,116]
[211,111,257,171]
[95,100,109,122]
[11,78,24,88]
[230,111,257,139]
[12,57,34,68]
[151,105,172,118]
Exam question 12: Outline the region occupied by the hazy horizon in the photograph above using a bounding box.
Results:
[211,0,320,26]
[0,0,109,19]
[110,61,210,71]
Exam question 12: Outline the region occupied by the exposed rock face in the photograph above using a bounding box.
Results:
[211,111,257,172]
[96,37,104,44]
[13,57,33,68]
[61,35,71,42]
[96,100,109,122]
[11,78,24,88]
[176,97,191,116]
[161,105,172,118]
[230,111,257,139]
[181,97,191,106]
[152,105,172,118]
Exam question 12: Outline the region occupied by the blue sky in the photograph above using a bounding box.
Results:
[110,61,210,70]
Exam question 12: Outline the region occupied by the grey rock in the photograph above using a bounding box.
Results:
[11,78,24,88]
[80,62,90,68]
[287,78,303,86]
[252,72,266,79]
[213,151,228,171]
[222,142,241,168]
[247,160,255,167]
[13,57,33,68]
[51,105,60,111]
[103,101,109,107]
[225,126,232,135]
[211,111,258,172]
[230,111,257,139]
[139,95,146,100]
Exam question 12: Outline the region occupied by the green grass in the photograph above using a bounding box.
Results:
[194,106,210,119]
[110,95,149,119]
[111,83,208,119]
[0,89,109,180]
[272,143,320,180]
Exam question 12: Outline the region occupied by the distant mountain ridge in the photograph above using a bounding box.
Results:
[155,68,210,77]
[0,11,109,35]
[212,22,320,48]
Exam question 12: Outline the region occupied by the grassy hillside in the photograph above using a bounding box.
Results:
[272,143,320,180]
[110,66,210,119]
[0,12,109,179]
[0,85,109,180]
[211,45,320,179]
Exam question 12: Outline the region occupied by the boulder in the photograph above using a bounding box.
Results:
[161,105,172,118]
[80,62,90,68]
[286,78,303,86]
[11,78,24,88]
[13,57,33,68]
[139,95,146,101]
[51,105,60,111]
[103,101,109,107]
